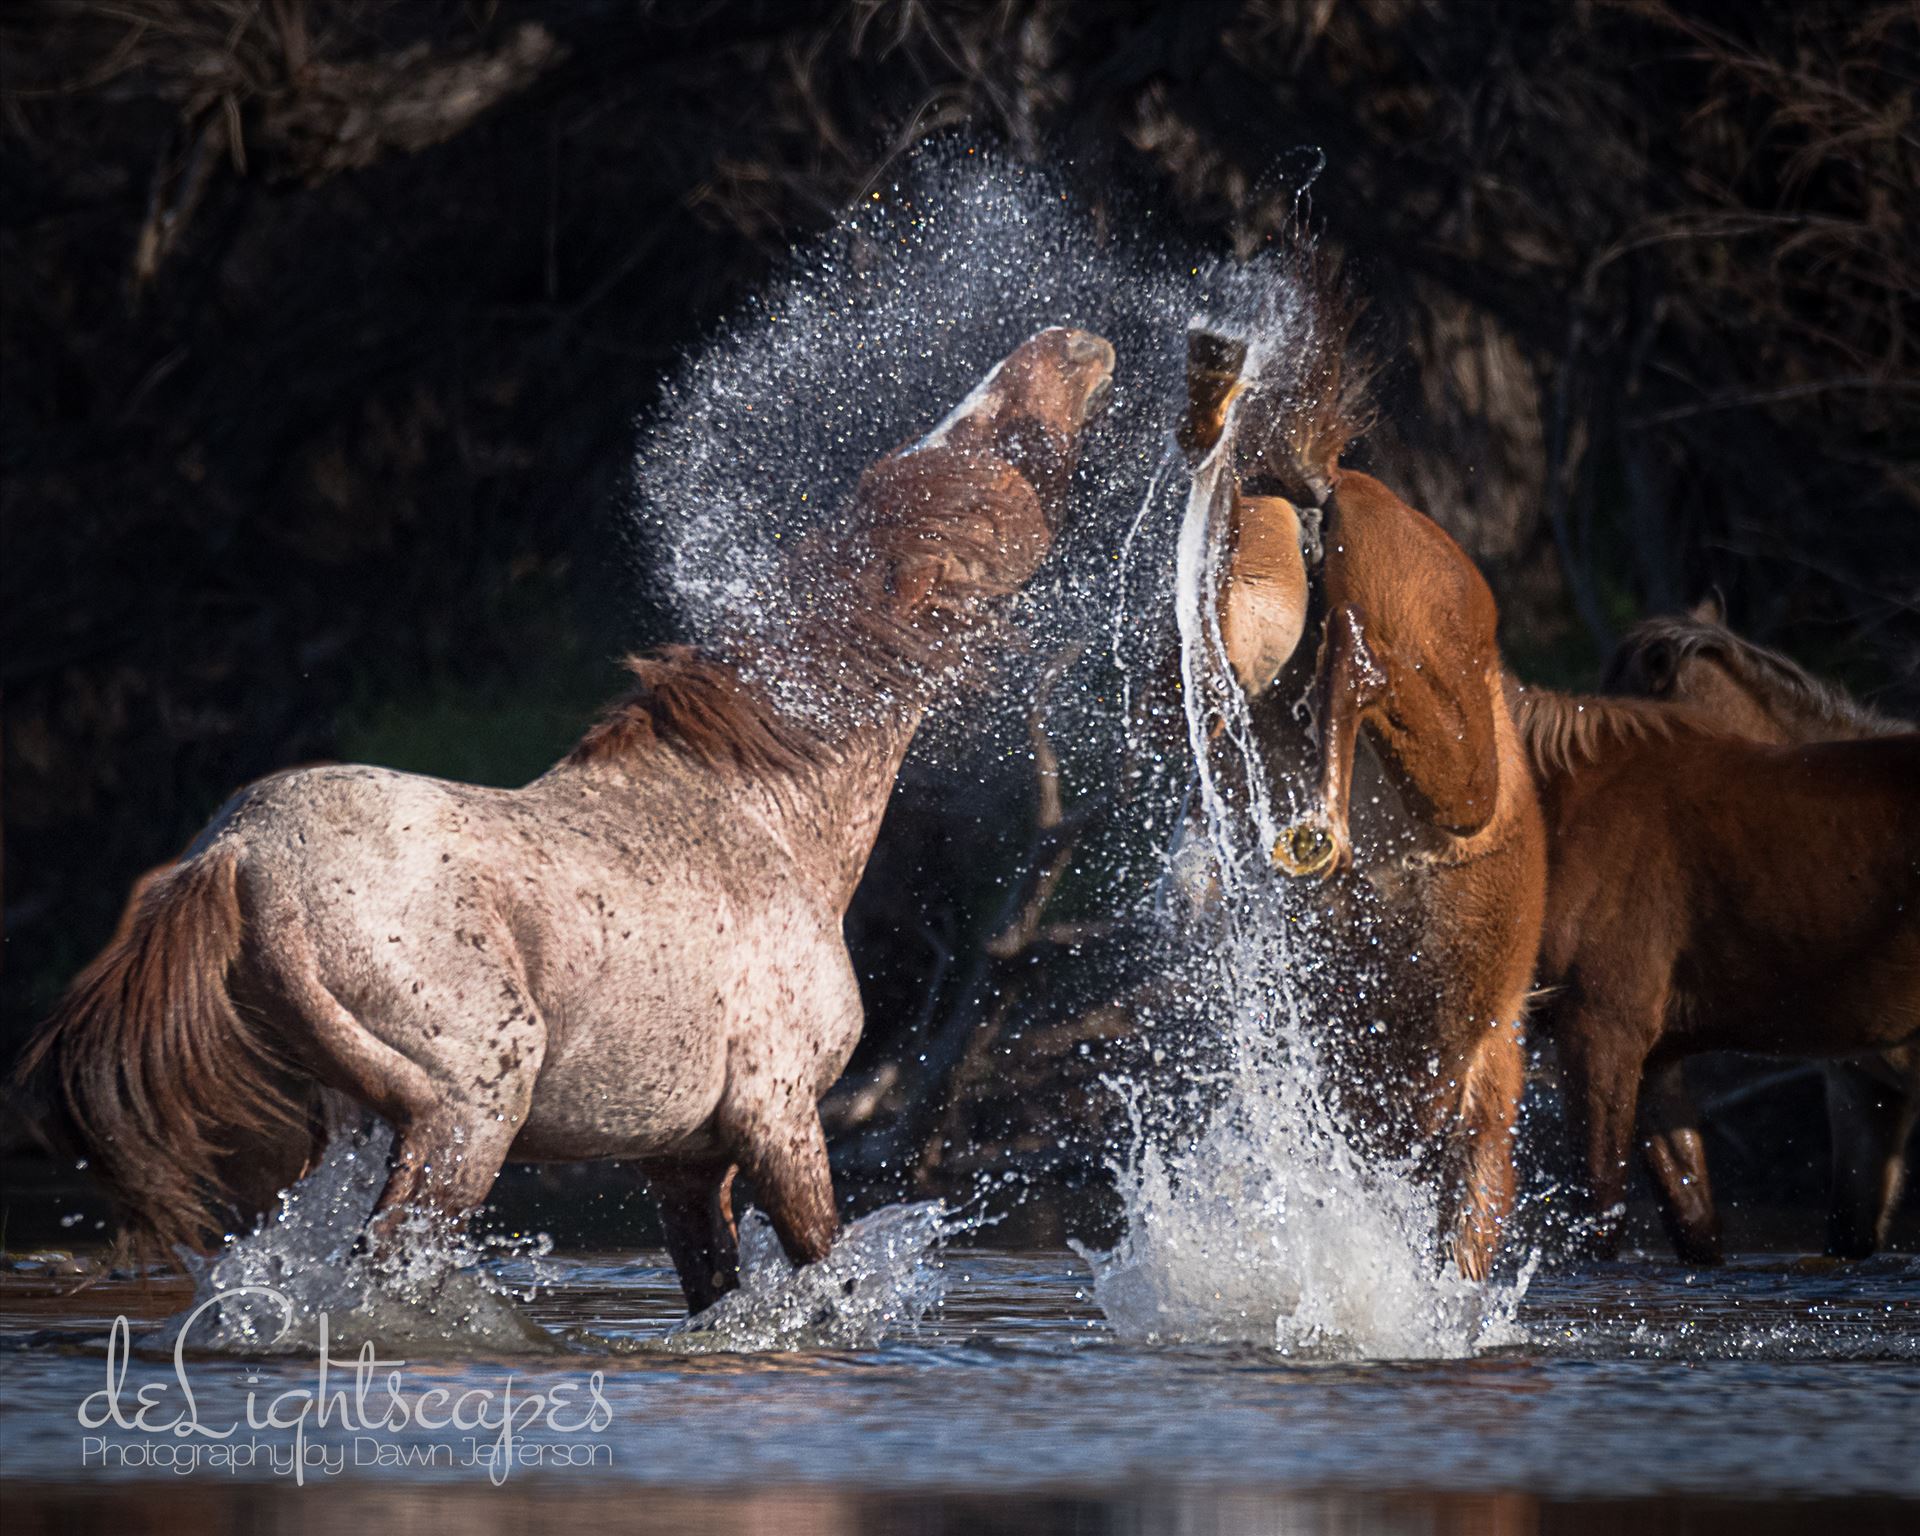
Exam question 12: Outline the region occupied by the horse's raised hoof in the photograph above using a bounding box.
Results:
[1272,820,1339,879]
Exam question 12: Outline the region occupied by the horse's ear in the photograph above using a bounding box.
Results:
[1640,639,1676,694]
[888,558,942,611]
[1689,589,1726,626]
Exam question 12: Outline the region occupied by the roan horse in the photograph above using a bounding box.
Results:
[1176,289,1546,1280]
[21,327,1116,1313]
[1602,602,1919,1259]
[1510,641,1920,1262]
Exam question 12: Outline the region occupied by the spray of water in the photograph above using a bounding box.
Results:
[164,146,1531,1360]
[160,1126,563,1356]
[628,149,1215,761]
[1075,294,1536,1360]
[161,1128,961,1357]
[663,1203,960,1354]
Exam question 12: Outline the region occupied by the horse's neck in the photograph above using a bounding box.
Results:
[1507,682,1728,809]
[1749,684,1890,743]
[552,675,923,914]
[789,705,926,910]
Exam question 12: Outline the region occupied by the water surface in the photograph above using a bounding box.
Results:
[5,1247,1915,1534]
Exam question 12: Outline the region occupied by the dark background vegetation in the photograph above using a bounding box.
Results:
[4,0,1916,1249]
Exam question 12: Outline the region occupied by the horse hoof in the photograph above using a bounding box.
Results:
[1272,821,1338,879]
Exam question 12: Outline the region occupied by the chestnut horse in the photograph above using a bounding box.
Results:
[1177,304,1546,1280]
[1510,662,1920,1262]
[1603,602,1918,1259]
[20,327,1115,1312]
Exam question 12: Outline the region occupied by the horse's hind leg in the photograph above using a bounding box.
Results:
[1825,1056,1917,1259]
[365,1076,544,1255]
[645,1158,740,1313]
[1639,1059,1723,1265]
[303,982,546,1254]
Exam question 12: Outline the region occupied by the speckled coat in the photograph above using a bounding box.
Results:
[24,327,1116,1312]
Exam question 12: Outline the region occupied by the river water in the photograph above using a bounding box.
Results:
[5,1239,1917,1534]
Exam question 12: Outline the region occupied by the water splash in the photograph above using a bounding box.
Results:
[155,1127,960,1358]
[1111,442,1180,729]
[1173,413,1286,874]
[636,145,1541,1358]
[1078,289,1536,1360]
[628,144,1215,761]
[162,151,1529,1363]
[159,1126,564,1357]
[1076,874,1537,1360]
[661,1202,959,1354]
[1075,1026,1536,1357]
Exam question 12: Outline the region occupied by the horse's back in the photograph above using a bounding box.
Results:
[205,760,503,848]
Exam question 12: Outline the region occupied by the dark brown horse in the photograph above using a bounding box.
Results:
[1511,655,1920,1262]
[20,328,1115,1313]
[1604,602,1918,1259]
[1178,302,1546,1280]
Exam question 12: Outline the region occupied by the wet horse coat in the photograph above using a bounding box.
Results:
[23,327,1116,1312]
[1603,605,1919,1259]
[1178,313,1546,1281]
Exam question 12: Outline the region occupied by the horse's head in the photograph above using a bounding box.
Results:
[843,327,1114,659]
[1604,598,1798,745]
[912,325,1116,517]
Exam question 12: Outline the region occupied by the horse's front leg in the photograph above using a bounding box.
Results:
[1639,1059,1723,1265]
[645,1158,740,1313]
[1555,998,1658,1260]
[1824,1052,1918,1259]
[724,1095,841,1271]
[1273,603,1386,877]
[1443,1023,1526,1281]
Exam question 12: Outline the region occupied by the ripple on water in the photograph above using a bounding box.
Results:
[3,1250,1917,1503]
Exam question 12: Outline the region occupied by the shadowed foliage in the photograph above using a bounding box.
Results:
[4,0,1915,1240]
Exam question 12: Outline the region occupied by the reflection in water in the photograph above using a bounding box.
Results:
[14,1482,1918,1536]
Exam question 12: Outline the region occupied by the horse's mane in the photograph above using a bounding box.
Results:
[1212,239,1376,503]
[1607,615,1909,739]
[1504,677,1700,779]
[570,646,812,778]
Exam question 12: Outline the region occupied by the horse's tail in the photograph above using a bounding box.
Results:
[15,844,303,1257]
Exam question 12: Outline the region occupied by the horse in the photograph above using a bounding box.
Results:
[1602,600,1918,1259]
[19,326,1116,1313]
[1175,294,1546,1281]
[1509,657,1920,1262]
